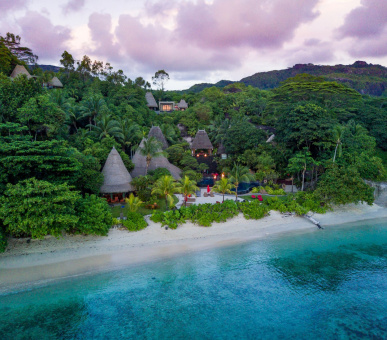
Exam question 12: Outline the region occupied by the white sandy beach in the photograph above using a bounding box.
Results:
[0,203,386,291]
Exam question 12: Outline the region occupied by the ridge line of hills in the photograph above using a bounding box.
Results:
[183,61,387,96]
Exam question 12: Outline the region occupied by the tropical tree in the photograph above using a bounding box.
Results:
[91,113,123,142]
[65,102,82,132]
[125,193,143,212]
[287,148,316,191]
[179,176,199,206]
[212,177,233,202]
[152,175,181,210]
[81,95,106,130]
[332,124,345,163]
[139,136,164,175]
[228,163,255,201]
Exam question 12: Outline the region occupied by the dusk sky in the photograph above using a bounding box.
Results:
[1,0,387,89]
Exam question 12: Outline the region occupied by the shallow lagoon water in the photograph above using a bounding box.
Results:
[0,219,386,339]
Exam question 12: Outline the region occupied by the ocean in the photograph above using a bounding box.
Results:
[0,218,386,339]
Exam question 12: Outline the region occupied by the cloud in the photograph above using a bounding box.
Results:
[336,0,387,57]
[337,0,387,39]
[0,0,29,15]
[87,13,118,60]
[85,0,320,73]
[17,11,71,60]
[285,39,335,66]
[63,0,86,14]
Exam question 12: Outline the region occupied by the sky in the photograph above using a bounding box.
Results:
[1,0,387,90]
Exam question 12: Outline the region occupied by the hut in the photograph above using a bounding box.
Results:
[48,76,63,88]
[191,130,213,156]
[100,147,134,201]
[148,126,169,150]
[217,143,227,159]
[177,99,188,111]
[131,138,182,180]
[145,92,158,110]
[159,101,175,112]
[10,65,32,79]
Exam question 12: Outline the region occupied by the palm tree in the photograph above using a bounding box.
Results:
[139,136,164,175]
[119,118,142,154]
[65,103,82,132]
[48,89,69,110]
[81,95,106,130]
[179,176,199,206]
[91,113,124,142]
[125,193,143,212]
[228,163,255,201]
[332,124,345,163]
[212,178,233,202]
[152,175,181,210]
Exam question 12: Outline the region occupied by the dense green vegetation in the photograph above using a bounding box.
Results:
[0,32,386,250]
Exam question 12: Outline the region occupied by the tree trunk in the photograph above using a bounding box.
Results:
[291,178,294,193]
[235,181,239,202]
[165,196,168,210]
[222,193,225,203]
[333,143,338,163]
[146,157,151,175]
[301,168,306,191]
[89,117,92,131]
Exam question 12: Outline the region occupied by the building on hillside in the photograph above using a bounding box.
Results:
[10,65,32,79]
[159,101,175,112]
[100,147,134,200]
[177,99,188,111]
[148,126,169,150]
[131,138,182,180]
[191,130,213,156]
[145,92,158,111]
[217,143,227,159]
[48,76,63,88]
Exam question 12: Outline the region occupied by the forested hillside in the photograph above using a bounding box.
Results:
[185,61,387,96]
[0,32,386,251]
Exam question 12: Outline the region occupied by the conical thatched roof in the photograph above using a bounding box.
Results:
[131,139,182,180]
[148,126,169,150]
[10,65,31,79]
[145,92,158,108]
[177,99,188,109]
[48,76,63,88]
[191,130,213,150]
[100,147,134,193]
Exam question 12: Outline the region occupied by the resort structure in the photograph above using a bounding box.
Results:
[131,126,182,179]
[145,92,158,111]
[100,147,134,201]
[148,126,169,150]
[47,76,63,88]
[191,130,213,156]
[10,65,32,79]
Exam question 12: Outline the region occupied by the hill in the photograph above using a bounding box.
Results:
[184,61,387,96]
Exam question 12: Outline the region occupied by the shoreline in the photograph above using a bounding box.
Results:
[1,203,386,293]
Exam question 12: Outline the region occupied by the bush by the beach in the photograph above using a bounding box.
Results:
[238,200,269,219]
[0,223,7,253]
[0,179,80,239]
[123,212,147,231]
[73,194,112,236]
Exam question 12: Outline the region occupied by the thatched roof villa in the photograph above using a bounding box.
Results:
[145,92,158,110]
[148,126,169,150]
[177,99,188,111]
[100,147,134,194]
[10,65,32,79]
[48,76,63,88]
[131,138,182,180]
[191,130,213,156]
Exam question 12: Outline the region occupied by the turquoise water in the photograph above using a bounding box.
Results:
[1,219,386,339]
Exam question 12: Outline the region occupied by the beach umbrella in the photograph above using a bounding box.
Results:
[207,185,210,193]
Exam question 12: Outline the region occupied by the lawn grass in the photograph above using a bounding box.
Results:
[111,195,179,218]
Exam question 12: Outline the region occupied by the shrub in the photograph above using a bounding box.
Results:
[74,194,113,236]
[0,223,7,253]
[123,212,147,231]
